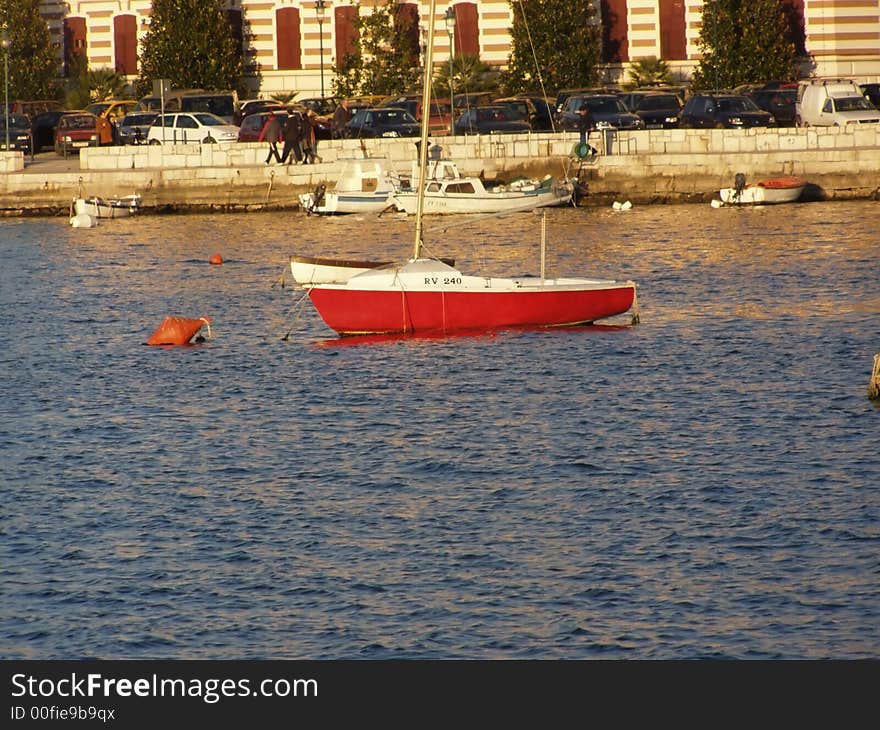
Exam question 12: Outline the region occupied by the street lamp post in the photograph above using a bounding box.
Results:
[1,25,10,152]
[444,7,455,136]
[316,0,326,98]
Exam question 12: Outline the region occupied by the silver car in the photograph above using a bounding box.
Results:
[117,111,159,145]
[146,112,240,145]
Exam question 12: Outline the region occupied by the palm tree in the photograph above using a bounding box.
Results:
[624,56,673,90]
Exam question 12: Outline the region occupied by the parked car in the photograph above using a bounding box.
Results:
[54,112,100,156]
[342,107,420,138]
[147,112,238,144]
[492,97,543,130]
[292,97,337,139]
[553,87,616,116]
[30,109,67,152]
[237,110,289,142]
[558,95,646,131]
[679,93,776,128]
[453,105,532,135]
[117,111,159,145]
[297,97,338,117]
[510,94,556,130]
[860,82,880,109]
[620,86,688,111]
[146,112,240,145]
[745,85,798,127]
[630,92,682,129]
[0,112,33,153]
[795,78,880,127]
[452,91,494,118]
[384,95,453,136]
[11,100,63,119]
[85,100,138,125]
[235,99,286,125]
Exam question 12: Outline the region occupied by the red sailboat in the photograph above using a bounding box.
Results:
[301,1,638,337]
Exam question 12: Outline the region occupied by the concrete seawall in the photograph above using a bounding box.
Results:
[2,125,878,216]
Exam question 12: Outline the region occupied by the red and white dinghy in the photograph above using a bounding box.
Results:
[719,174,806,205]
[298,0,639,337]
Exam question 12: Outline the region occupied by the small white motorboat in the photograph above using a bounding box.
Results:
[298,157,398,215]
[73,194,142,219]
[718,173,806,206]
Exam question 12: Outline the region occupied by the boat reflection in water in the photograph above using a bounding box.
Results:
[309,322,632,349]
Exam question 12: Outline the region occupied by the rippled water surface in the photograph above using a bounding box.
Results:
[1,201,878,659]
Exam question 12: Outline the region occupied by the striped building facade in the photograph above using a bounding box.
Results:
[42,0,880,98]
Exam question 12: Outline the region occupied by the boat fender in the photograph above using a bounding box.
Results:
[146,316,212,346]
[70,212,97,228]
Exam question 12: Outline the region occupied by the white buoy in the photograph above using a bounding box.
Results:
[70,213,97,228]
[612,201,622,210]
[612,200,632,211]
[710,199,724,209]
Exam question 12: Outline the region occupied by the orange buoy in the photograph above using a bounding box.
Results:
[146,316,212,346]
[209,254,223,265]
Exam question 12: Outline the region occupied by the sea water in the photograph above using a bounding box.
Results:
[1,201,877,659]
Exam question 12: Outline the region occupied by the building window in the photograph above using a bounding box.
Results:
[114,15,137,75]
[658,0,686,61]
[277,7,302,70]
[63,17,87,78]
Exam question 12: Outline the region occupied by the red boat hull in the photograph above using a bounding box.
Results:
[308,285,635,335]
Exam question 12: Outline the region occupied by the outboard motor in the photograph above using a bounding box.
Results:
[733,172,747,200]
[307,183,326,215]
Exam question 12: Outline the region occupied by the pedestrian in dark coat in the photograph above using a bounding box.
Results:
[332,99,351,139]
[301,110,319,164]
[281,112,304,164]
[576,104,595,146]
[260,112,282,164]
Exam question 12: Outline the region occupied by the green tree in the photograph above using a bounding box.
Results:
[434,54,495,97]
[331,1,422,98]
[500,0,601,95]
[137,0,244,97]
[0,0,61,100]
[624,56,673,90]
[692,0,798,90]
[65,68,129,109]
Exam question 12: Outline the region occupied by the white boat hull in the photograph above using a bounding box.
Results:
[299,157,398,215]
[719,183,804,205]
[392,179,573,215]
[74,195,141,218]
[297,191,394,215]
[290,254,455,285]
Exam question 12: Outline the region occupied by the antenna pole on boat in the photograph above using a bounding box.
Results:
[413,0,438,260]
[540,209,546,283]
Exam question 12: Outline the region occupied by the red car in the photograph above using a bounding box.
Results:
[54,112,100,156]
[237,110,288,142]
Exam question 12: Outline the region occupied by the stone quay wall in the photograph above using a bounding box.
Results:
[1,125,878,215]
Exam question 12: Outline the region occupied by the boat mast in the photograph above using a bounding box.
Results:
[413,0,438,260]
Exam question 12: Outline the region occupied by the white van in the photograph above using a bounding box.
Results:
[795,79,880,127]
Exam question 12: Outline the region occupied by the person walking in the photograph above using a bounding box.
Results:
[301,110,319,164]
[575,103,598,156]
[260,112,282,164]
[332,99,351,139]
[280,111,304,165]
[576,104,595,146]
